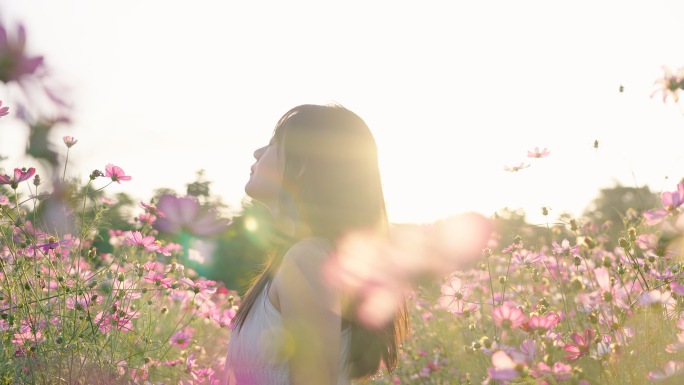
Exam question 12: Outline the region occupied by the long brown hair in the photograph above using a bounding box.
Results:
[232,104,409,378]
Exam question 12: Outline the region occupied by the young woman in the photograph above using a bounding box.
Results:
[223,104,409,385]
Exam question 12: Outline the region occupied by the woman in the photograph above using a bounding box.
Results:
[223,104,409,385]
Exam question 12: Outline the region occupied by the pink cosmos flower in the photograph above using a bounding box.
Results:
[551,239,579,256]
[666,319,684,353]
[492,303,526,330]
[62,135,77,148]
[179,277,217,296]
[503,162,530,172]
[12,326,44,346]
[648,360,684,382]
[523,312,560,333]
[0,100,8,117]
[644,183,684,225]
[0,23,44,83]
[486,350,521,383]
[532,361,572,382]
[144,270,173,288]
[662,182,684,210]
[437,276,471,312]
[138,212,157,225]
[651,65,684,103]
[527,147,550,158]
[154,194,229,236]
[104,163,132,183]
[512,249,545,266]
[124,231,160,252]
[563,328,595,361]
[210,307,237,328]
[0,167,36,188]
[518,339,536,363]
[169,327,195,348]
[638,290,674,307]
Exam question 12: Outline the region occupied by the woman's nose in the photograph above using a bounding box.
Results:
[253,146,266,160]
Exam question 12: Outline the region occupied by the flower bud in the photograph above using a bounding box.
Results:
[33,175,41,187]
[628,227,637,242]
[90,170,104,180]
[618,237,630,250]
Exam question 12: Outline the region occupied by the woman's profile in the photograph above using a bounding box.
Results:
[223,104,409,385]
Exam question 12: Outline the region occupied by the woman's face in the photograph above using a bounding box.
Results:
[244,136,283,210]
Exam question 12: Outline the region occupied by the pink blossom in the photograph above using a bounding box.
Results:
[523,312,560,333]
[154,194,229,236]
[503,162,530,172]
[62,135,77,148]
[169,327,195,348]
[104,163,132,183]
[661,182,684,210]
[651,65,684,103]
[532,361,572,382]
[0,100,8,117]
[124,231,160,252]
[648,360,684,382]
[0,23,45,83]
[527,147,550,158]
[563,328,594,361]
[512,249,545,266]
[492,303,526,330]
[551,239,579,256]
[0,167,36,188]
[179,277,217,296]
[141,200,166,218]
[638,290,674,307]
[671,282,684,296]
[518,339,536,363]
[644,209,669,226]
[12,323,44,346]
[486,350,520,383]
[437,276,471,311]
[144,270,173,288]
[138,212,157,225]
[210,307,237,328]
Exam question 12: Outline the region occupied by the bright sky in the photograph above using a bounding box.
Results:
[1,1,683,225]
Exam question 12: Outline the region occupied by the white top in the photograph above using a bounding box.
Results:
[223,240,352,385]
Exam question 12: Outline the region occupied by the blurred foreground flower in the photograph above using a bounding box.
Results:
[324,212,492,329]
[0,22,43,83]
[154,194,229,237]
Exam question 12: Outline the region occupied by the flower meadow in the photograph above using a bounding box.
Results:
[368,183,684,385]
[3,18,684,385]
[0,157,238,384]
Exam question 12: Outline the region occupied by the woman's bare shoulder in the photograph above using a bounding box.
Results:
[282,237,333,265]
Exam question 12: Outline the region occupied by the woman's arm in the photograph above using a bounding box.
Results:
[273,239,343,385]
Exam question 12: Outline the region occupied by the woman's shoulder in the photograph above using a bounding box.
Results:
[283,237,333,262]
